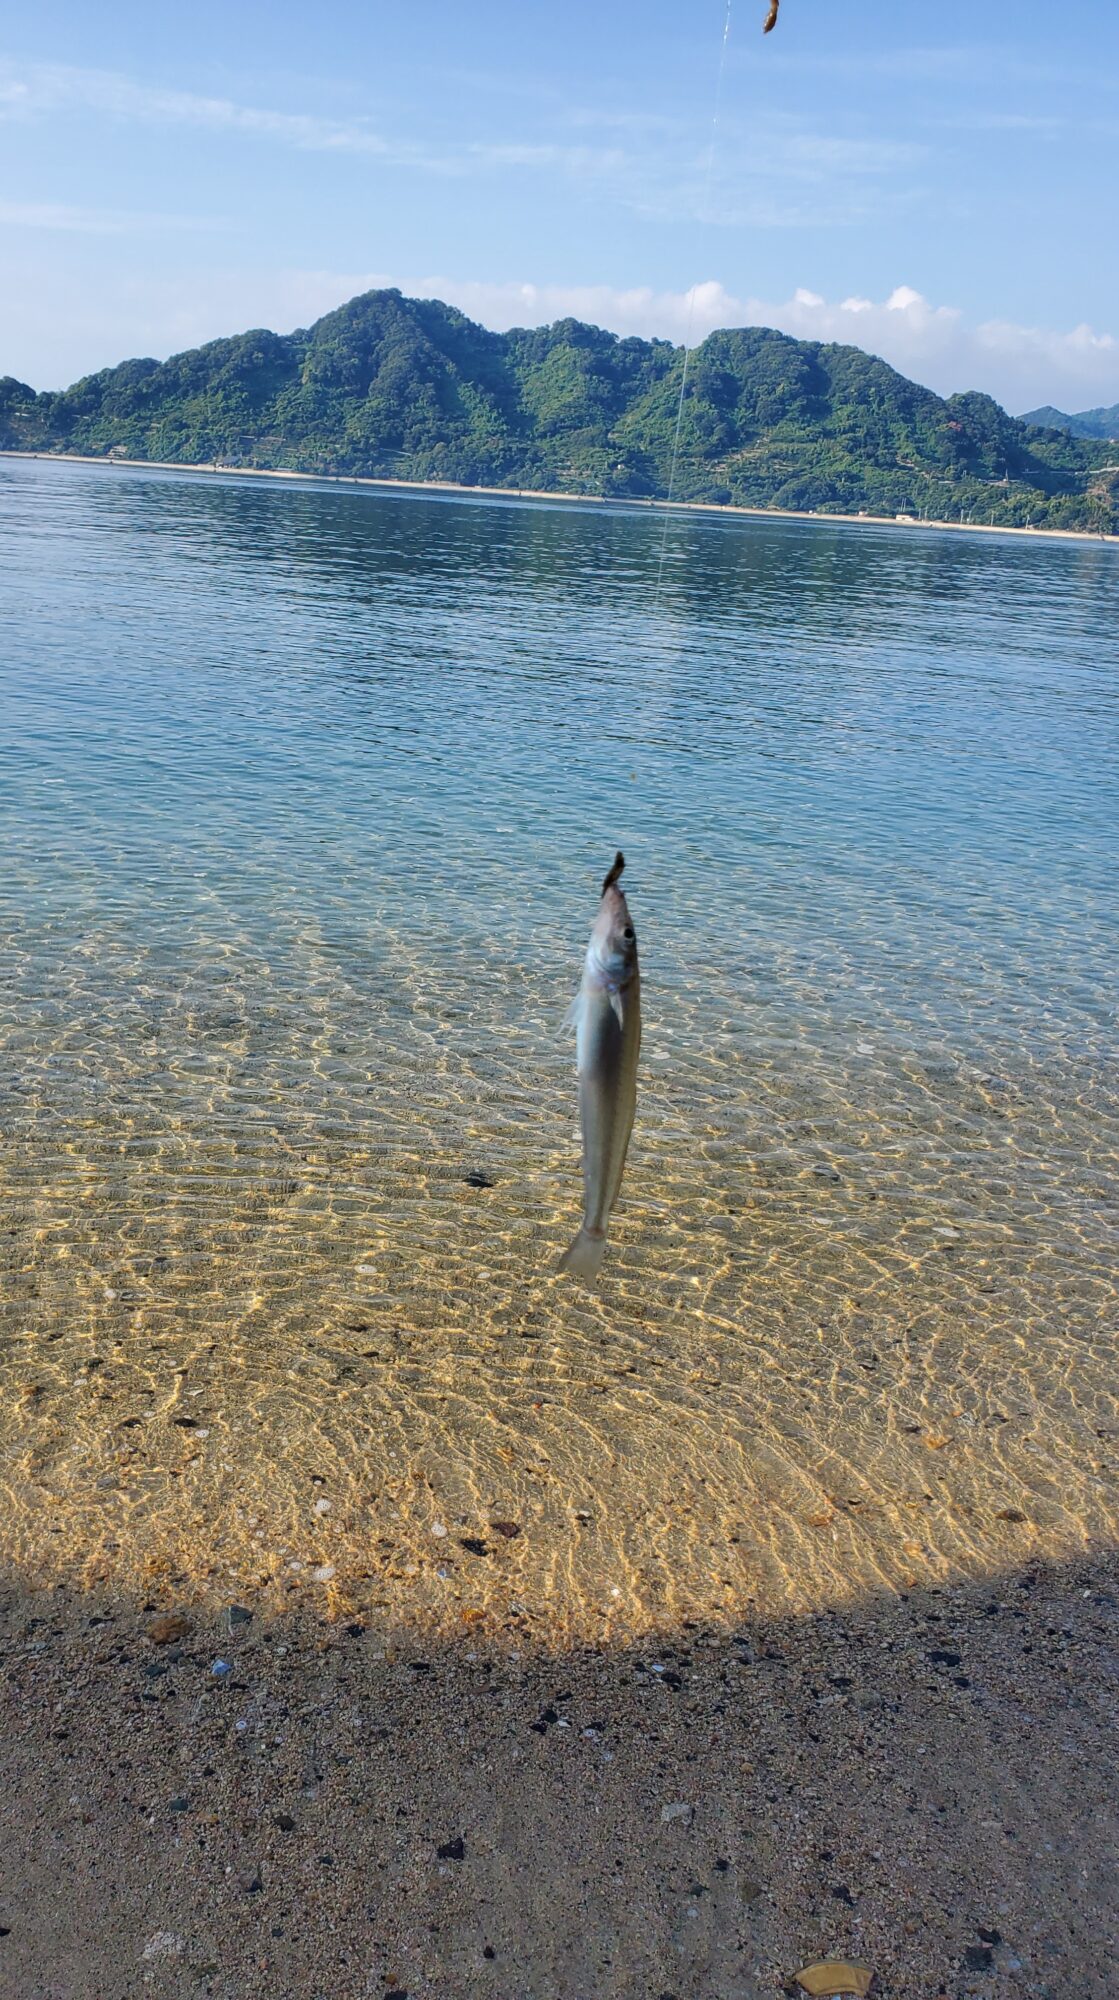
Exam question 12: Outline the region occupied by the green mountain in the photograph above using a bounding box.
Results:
[3,289,1116,531]
[1020,402,1119,443]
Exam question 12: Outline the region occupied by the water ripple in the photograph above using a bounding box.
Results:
[1,457,1117,1637]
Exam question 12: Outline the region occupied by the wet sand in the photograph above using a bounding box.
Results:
[2,1552,1117,1999]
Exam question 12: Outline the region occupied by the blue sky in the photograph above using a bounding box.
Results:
[2,0,1117,409]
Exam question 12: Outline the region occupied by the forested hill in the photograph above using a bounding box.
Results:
[1020,402,1119,442]
[2,288,1116,531]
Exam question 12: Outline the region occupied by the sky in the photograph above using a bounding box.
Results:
[1,0,1117,412]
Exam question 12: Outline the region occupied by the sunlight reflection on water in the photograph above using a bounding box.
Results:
[1,458,1117,1639]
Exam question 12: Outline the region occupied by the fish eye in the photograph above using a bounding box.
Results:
[623,926,635,940]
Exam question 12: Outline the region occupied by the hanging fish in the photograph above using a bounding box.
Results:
[763,0,780,30]
[558,852,642,1282]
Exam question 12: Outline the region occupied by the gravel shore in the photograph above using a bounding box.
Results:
[2,1552,1116,1999]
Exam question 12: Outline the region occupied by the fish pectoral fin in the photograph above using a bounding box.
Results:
[609,988,626,1029]
[561,989,584,1036]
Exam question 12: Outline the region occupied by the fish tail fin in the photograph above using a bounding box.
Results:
[601,851,625,895]
[557,1226,607,1282]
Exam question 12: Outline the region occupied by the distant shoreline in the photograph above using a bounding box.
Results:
[4,447,1117,546]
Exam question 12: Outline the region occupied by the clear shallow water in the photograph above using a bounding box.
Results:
[1,456,1117,1638]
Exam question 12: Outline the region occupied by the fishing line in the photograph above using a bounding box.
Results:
[653,0,733,608]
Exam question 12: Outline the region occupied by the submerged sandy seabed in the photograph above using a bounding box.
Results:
[1,987,1116,1646]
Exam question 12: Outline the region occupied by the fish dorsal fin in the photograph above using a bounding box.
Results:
[601,851,625,895]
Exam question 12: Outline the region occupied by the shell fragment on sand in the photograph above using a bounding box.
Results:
[794,1963,872,1997]
[660,1800,694,1826]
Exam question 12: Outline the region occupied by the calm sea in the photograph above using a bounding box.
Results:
[1,455,1117,1635]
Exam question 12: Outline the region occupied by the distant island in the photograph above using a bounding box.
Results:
[1019,401,1119,443]
[3,289,1116,533]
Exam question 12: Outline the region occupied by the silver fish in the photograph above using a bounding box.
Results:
[558,852,641,1281]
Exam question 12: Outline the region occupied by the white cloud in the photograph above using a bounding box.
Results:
[928,112,1064,133]
[3,265,1115,414]
[0,56,930,231]
[405,275,1113,412]
[755,43,1069,87]
[325,274,1114,411]
[0,198,222,235]
[0,58,394,154]
[0,58,627,183]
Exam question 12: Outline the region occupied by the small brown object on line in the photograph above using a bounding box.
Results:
[763,0,780,31]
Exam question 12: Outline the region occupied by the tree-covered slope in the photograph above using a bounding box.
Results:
[1020,402,1119,442]
[3,289,1115,530]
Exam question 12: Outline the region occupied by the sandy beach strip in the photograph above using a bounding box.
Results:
[2,1548,1116,1999]
[3,449,1117,548]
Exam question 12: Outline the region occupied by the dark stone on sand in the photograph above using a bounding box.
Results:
[965,1945,994,1970]
[169,1795,190,1812]
[464,1172,495,1189]
[831,1883,856,1906]
[483,1945,495,1959]
[273,1813,296,1832]
[489,1520,521,1539]
[978,1928,1002,1946]
[437,1837,465,1861]
[345,1621,366,1637]
[227,1604,252,1627]
[927,1649,962,1667]
[459,1537,489,1558]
